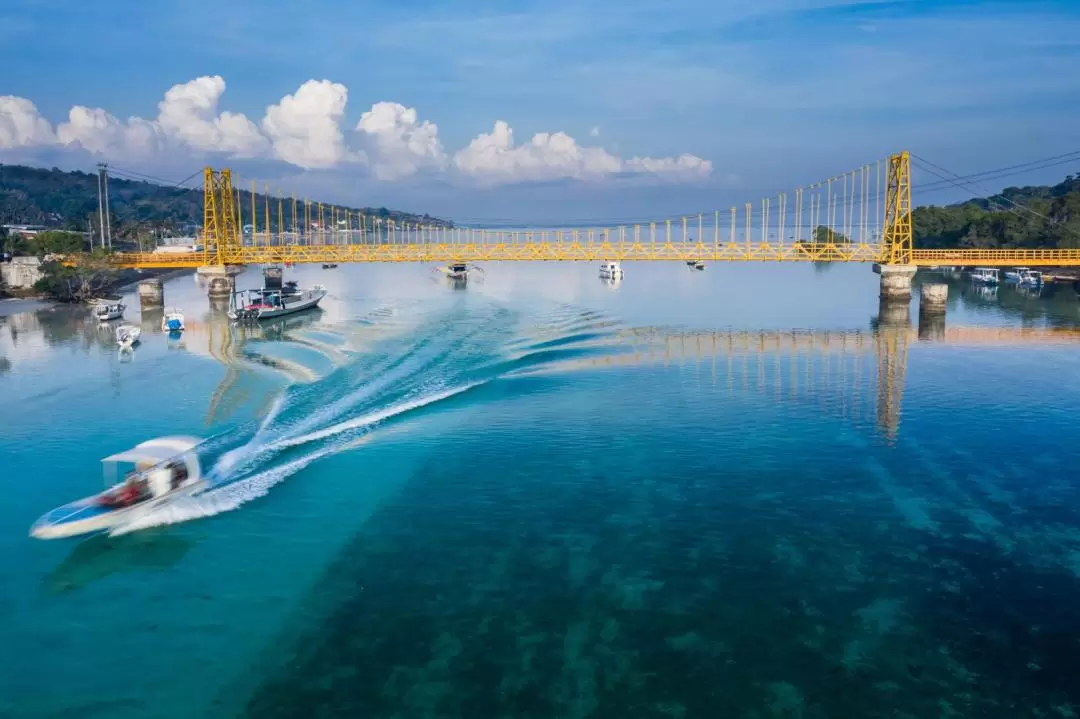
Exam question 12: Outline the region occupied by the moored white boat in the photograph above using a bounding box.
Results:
[162,308,185,332]
[95,302,125,322]
[970,267,999,285]
[29,436,208,540]
[599,261,624,279]
[115,324,142,347]
[228,284,327,321]
[1020,269,1043,286]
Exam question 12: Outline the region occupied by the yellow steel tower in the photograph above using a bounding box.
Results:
[881,151,913,265]
[202,167,239,266]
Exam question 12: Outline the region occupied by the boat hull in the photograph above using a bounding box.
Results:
[229,288,327,321]
[30,480,208,540]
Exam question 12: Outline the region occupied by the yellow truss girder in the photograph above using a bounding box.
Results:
[76,154,1080,269]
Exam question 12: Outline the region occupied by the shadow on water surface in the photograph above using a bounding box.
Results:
[42,531,195,595]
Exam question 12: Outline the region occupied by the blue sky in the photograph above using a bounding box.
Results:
[2,0,1079,222]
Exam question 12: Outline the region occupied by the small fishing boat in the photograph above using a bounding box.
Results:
[115,324,142,347]
[228,284,327,321]
[1020,269,1043,286]
[970,267,999,285]
[599,261,624,279]
[29,436,208,540]
[94,302,125,322]
[162,308,185,332]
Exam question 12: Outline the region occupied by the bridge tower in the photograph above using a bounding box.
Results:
[872,150,917,305]
[202,167,239,265]
[200,167,242,300]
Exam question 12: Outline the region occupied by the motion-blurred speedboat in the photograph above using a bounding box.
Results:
[29,436,207,540]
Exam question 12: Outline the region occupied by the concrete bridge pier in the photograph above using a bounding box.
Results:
[198,265,237,304]
[872,263,918,301]
[137,278,164,309]
[918,283,948,341]
[207,275,234,300]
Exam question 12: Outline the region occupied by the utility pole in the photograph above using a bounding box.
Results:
[101,163,112,249]
[96,165,106,250]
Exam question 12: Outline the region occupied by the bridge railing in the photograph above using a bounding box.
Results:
[911,248,1080,267]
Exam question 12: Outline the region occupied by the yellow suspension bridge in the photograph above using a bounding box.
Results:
[82,151,1080,271]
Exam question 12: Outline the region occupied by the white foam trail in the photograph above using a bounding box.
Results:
[257,393,286,435]
[111,381,484,534]
[271,382,480,450]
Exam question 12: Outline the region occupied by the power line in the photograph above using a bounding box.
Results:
[911,153,1080,241]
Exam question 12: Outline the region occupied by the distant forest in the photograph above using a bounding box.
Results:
[912,173,1080,249]
[0,164,450,242]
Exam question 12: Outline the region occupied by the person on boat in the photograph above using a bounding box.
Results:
[169,462,188,490]
[99,475,143,508]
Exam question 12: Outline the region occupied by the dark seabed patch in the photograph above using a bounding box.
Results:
[240,367,1080,719]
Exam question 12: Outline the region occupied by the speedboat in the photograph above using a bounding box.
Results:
[686,260,705,271]
[115,324,142,347]
[599,261,624,279]
[228,284,327,321]
[162,308,185,332]
[439,263,469,280]
[95,302,125,322]
[29,436,208,540]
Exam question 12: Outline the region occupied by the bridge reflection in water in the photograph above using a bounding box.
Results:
[177,297,1080,443]
[517,321,1080,443]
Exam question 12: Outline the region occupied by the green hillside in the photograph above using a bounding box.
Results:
[913,174,1080,249]
[0,164,450,242]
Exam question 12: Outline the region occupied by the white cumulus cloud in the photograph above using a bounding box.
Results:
[262,79,352,169]
[0,77,712,186]
[0,96,55,148]
[355,102,447,180]
[625,153,713,178]
[157,75,267,157]
[56,106,161,157]
[453,120,712,185]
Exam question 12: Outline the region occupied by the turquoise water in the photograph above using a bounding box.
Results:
[2,263,1080,718]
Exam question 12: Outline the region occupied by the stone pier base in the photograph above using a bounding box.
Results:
[872,263,918,301]
[207,275,234,300]
[137,278,164,308]
[919,283,948,314]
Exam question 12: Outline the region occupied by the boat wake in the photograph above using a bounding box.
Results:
[109,301,626,536]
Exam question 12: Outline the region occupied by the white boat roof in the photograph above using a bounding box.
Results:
[101,435,201,464]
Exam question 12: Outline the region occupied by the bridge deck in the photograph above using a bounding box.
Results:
[86,243,1080,268]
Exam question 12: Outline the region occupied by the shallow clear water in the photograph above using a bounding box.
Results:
[2,263,1080,718]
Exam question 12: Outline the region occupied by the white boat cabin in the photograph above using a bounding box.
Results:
[599,261,624,278]
[98,436,203,509]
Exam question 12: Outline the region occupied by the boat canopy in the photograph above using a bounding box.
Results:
[101,436,200,465]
